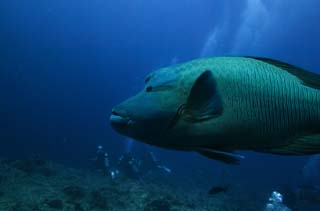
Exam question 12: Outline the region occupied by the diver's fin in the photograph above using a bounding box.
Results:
[246,56,320,90]
[184,70,223,121]
[197,148,245,165]
[257,134,320,155]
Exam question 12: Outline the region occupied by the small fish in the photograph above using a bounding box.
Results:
[208,186,228,195]
[110,57,320,164]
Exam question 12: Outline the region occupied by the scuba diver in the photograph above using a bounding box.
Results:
[150,151,171,174]
[117,152,141,180]
[140,151,172,176]
[95,145,110,176]
[115,150,172,180]
[96,140,172,180]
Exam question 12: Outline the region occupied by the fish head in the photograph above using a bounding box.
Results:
[111,61,224,149]
[110,66,188,145]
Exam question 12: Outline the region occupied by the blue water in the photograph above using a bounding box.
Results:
[1,0,320,208]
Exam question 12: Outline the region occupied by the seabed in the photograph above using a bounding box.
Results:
[0,159,319,211]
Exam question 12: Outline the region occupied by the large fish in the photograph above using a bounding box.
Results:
[110,57,320,164]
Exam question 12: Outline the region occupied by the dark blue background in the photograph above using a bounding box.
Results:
[1,0,320,189]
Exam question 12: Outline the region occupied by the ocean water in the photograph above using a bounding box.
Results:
[1,0,320,210]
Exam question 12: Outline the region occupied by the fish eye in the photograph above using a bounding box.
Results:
[146,86,153,92]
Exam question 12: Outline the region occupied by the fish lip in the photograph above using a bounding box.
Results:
[110,110,132,130]
[110,114,129,124]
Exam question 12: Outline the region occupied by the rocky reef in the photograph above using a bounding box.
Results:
[0,158,319,211]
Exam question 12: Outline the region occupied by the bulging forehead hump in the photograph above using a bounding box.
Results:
[146,58,215,89]
[146,66,180,86]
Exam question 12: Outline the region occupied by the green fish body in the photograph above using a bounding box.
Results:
[111,57,320,164]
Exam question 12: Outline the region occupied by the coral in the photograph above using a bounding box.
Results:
[9,202,31,211]
[3,158,319,211]
[13,160,35,174]
[90,190,109,210]
[62,185,86,200]
[144,199,171,211]
[45,199,64,210]
[38,167,56,177]
[11,159,55,177]
[73,202,85,211]
[33,159,46,166]
[0,159,14,166]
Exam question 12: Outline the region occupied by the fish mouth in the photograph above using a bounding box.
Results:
[110,110,132,131]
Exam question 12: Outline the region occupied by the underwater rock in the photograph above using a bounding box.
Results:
[38,166,56,177]
[33,159,46,166]
[62,185,86,200]
[0,159,15,166]
[98,186,122,195]
[11,159,54,176]
[163,195,182,207]
[144,199,171,211]
[73,202,85,211]
[10,202,23,211]
[90,190,109,210]
[186,202,196,209]
[9,202,31,211]
[3,158,304,211]
[45,199,64,210]
[13,160,35,174]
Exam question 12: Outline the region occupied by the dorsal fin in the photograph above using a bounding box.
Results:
[245,56,320,90]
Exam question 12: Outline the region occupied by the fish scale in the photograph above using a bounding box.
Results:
[205,58,319,148]
[245,62,300,135]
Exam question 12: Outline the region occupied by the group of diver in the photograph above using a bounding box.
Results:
[94,145,171,180]
[93,143,320,208]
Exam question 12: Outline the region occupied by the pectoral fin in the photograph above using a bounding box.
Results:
[257,134,320,155]
[197,148,245,165]
[184,70,223,121]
